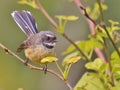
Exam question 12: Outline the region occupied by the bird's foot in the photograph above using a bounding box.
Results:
[24,59,29,66]
[43,65,47,74]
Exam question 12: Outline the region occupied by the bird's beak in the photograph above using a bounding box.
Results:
[54,40,58,42]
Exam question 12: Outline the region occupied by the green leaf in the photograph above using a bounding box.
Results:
[62,41,82,55]
[86,6,91,15]
[62,39,100,58]
[90,3,99,20]
[85,58,104,71]
[107,20,120,39]
[78,40,102,54]
[86,3,107,20]
[18,0,38,9]
[109,20,119,26]
[62,16,79,21]
[109,81,120,90]
[55,15,79,34]
[111,59,120,79]
[96,25,108,37]
[55,15,79,21]
[55,15,65,20]
[88,36,103,49]
[74,72,106,90]
[77,41,89,52]
[62,51,81,66]
[62,44,76,55]
[111,49,120,59]
[102,3,108,10]
[40,56,58,64]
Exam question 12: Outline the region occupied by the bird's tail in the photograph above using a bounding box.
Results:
[11,10,38,37]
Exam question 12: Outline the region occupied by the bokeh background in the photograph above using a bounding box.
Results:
[0,0,120,90]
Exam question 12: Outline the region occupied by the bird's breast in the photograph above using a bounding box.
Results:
[24,45,55,63]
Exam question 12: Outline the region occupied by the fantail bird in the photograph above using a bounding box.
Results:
[11,10,57,64]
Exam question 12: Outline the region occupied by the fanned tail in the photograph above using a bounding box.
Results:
[11,10,38,37]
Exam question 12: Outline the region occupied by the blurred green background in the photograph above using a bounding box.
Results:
[0,0,120,90]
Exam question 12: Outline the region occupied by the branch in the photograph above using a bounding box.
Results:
[97,0,116,86]
[73,0,106,61]
[73,0,115,86]
[0,43,73,90]
[97,0,120,57]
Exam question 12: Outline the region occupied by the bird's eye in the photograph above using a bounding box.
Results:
[46,36,51,41]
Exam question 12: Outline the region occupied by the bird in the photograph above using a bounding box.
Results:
[11,10,57,67]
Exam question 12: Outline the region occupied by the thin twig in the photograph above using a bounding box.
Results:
[73,0,97,25]
[103,24,120,57]
[97,0,120,57]
[103,33,115,86]
[97,0,115,86]
[79,6,97,25]
[0,43,73,90]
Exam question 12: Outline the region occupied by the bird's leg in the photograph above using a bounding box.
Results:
[43,64,47,74]
[24,59,29,66]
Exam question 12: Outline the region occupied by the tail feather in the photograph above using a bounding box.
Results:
[11,10,38,37]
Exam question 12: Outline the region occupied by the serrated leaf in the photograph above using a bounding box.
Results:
[18,0,37,9]
[74,72,105,90]
[62,51,81,66]
[40,56,58,64]
[85,58,104,71]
